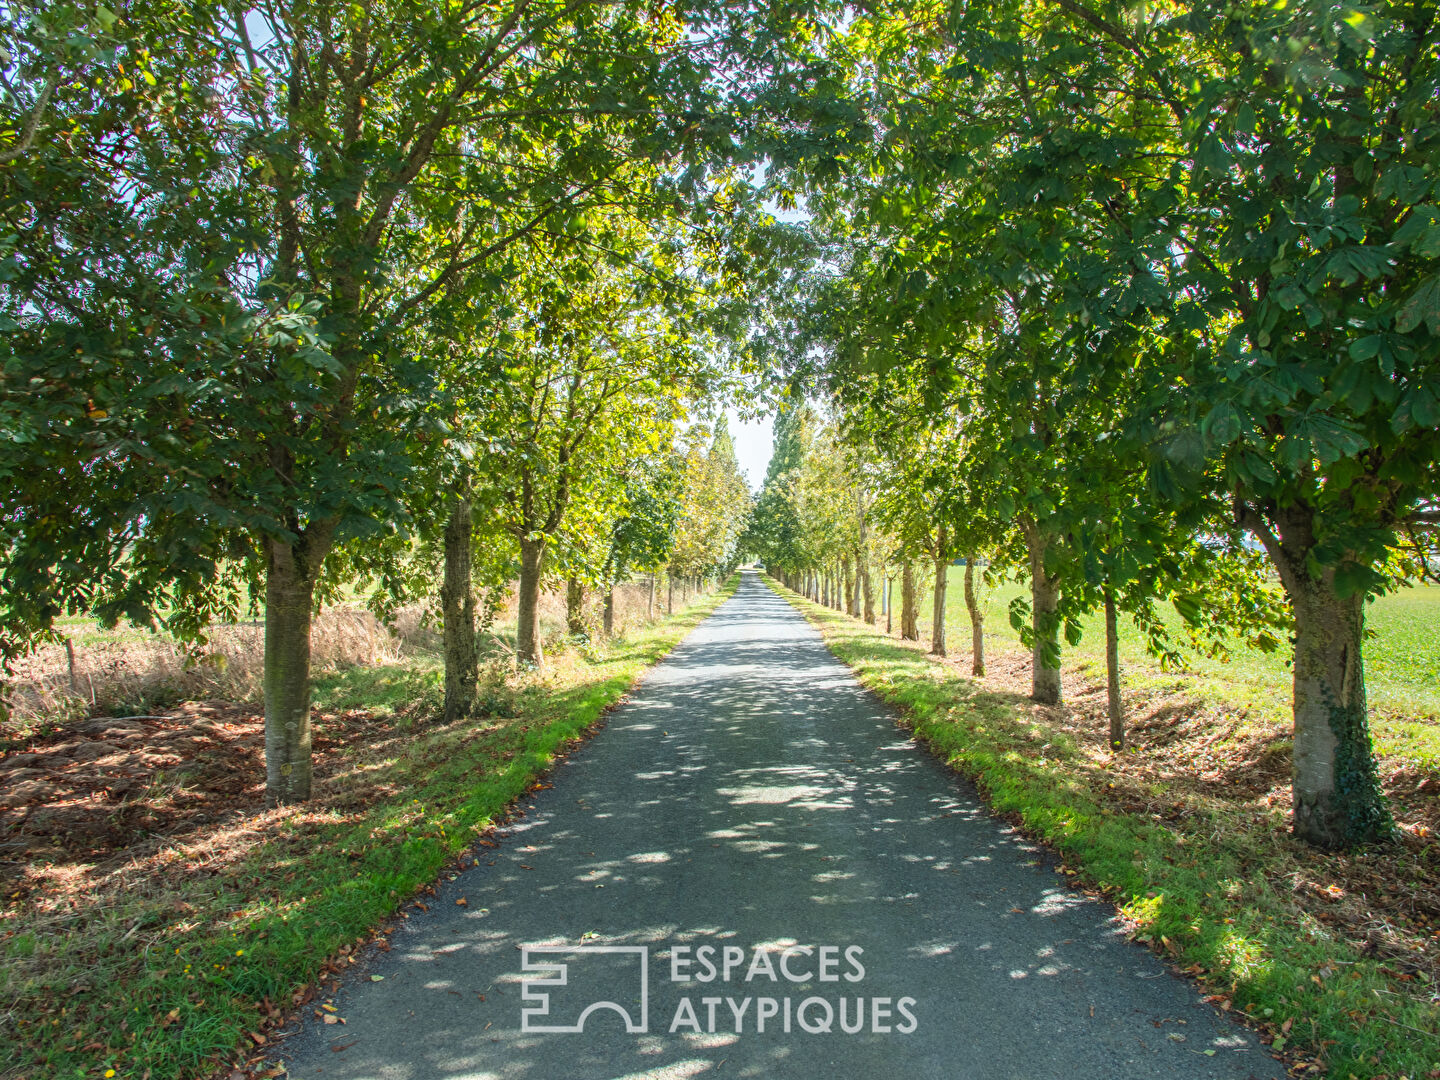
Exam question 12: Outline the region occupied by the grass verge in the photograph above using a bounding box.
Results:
[1,577,737,1080]
[768,576,1439,1080]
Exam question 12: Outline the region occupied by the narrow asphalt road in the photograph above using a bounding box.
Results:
[280,571,1281,1080]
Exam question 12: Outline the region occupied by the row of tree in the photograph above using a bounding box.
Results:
[0,0,771,803]
[750,0,1437,851]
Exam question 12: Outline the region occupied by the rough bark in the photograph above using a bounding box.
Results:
[1025,524,1062,705]
[441,495,477,724]
[857,489,875,623]
[931,547,948,658]
[1287,583,1391,847]
[1104,583,1123,751]
[515,536,546,671]
[1245,507,1393,848]
[964,558,985,677]
[667,569,674,614]
[566,576,585,635]
[841,556,856,616]
[860,553,876,624]
[648,572,656,620]
[263,531,329,804]
[900,561,919,641]
[603,586,615,635]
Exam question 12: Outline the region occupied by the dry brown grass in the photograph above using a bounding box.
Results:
[3,575,682,738]
[495,576,679,637]
[1,606,425,732]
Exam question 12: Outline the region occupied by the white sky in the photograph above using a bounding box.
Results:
[726,406,775,493]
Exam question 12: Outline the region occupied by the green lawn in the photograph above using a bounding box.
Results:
[899,573,1440,769]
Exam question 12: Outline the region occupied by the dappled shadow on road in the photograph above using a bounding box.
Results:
[283,573,1279,1080]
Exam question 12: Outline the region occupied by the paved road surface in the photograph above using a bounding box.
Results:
[281,570,1281,1079]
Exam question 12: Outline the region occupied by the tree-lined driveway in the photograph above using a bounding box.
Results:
[281,570,1280,1079]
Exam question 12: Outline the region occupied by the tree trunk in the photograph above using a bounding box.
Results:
[931,545,948,658]
[964,558,985,677]
[861,554,876,624]
[1247,508,1393,848]
[886,577,893,634]
[1104,583,1122,751]
[515,536,546,671]
[648,572,656,620]
[566,577,585,635]
[856,489,874,623]
[1289,580,1392,848]
[1026,525,1061,705]
[841,557,855,616]
[900,561,919,641]
[264,533,327,804]
[667,569,674,615]
[603,586,615,636]
[441,495,477,724]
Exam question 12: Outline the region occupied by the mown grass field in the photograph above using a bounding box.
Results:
[0,579,736,1080]
[907,575,1440,769]
[776,577,1440,1080]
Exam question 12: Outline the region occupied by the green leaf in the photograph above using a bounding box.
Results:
[1347,335,1381,361]
[1195,135,1230,178]
[1173,593,1202,625]
[1395,274,1440,335]
[1202,403,1242,446]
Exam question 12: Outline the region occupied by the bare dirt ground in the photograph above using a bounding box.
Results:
[0,702,382,903]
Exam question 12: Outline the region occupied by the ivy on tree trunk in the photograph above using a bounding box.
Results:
[1248,508,1393,849]
[566,577,585,635]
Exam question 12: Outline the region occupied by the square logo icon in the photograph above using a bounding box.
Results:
[520,945,649,1034]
